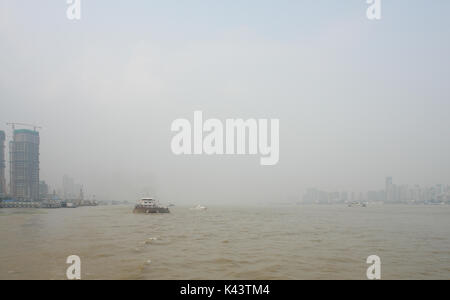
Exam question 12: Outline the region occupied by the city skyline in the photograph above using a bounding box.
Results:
[1,126,449,205]
[1,123,450,203]
[302,177,450,205]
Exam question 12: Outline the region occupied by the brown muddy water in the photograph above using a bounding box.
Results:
[0,205,449,280]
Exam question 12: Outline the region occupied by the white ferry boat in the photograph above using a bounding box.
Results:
[133,198,170,214]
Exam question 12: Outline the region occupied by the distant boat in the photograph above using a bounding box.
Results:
[65,202,78,208]
[133,198,170,214]
[347,201,366,208]
[190,205,207,211]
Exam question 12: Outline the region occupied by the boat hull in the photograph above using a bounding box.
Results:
[133,206,170,214]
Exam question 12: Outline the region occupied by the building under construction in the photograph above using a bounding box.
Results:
[0,130,5,198]
[9,129,40,201]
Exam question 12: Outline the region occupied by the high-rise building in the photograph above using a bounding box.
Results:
[63,175,75,200]
[0,130,5,198]
[39,181,49,200]
[9,129,40,201]
[385,176,393,202]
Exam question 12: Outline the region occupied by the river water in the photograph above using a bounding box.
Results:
[0,204,449,280]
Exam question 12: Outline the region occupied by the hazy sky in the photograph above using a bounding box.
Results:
[1,1,449,204]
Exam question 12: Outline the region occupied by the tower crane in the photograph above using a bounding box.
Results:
[6,123,42,132]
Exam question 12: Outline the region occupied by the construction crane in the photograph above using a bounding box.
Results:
[6,122,42,132]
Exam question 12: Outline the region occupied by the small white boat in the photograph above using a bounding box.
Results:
[190,205,207,211]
